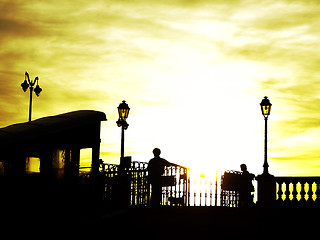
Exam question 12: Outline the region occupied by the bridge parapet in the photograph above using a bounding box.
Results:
[275,176,320,207]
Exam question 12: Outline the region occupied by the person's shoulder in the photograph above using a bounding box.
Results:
[148,158,155,164]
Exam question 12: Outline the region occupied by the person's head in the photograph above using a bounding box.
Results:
[240,164,247,172]
[153,148,161,157]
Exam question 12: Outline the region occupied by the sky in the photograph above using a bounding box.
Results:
[1,0,320,176]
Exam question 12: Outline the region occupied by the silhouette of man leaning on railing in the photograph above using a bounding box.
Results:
[147,148,179,206]
[239,164,255,207]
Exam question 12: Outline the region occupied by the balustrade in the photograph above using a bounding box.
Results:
[102,163,320,208]
[275,177,320,206]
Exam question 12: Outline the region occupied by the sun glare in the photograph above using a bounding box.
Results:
[2,0,319,178]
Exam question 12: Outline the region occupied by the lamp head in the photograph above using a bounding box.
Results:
[21,80,29,92]
[34,84,42,97]
[117,100,130,120]
[260,96,272,117]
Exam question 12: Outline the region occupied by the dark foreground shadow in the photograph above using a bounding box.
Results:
[92,206,320,239]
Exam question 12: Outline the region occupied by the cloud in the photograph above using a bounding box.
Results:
[243,1,320,30]
[258,75,320,168]
[2,0,320,173]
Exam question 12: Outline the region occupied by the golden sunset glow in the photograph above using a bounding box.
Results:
[1,0,320,177]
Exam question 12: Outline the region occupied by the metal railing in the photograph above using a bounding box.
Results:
[67,163,320,209]
[79,164,258,208]
[162,165,188,206]
[130,161,150,206]
[100,161,227,207]
[220,170,242,207]
[188,175,219,206]
[101,161,189,206]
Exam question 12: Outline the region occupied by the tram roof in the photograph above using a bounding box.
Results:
[0,110,107,147]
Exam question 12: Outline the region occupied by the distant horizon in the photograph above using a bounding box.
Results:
[2,108,318,178]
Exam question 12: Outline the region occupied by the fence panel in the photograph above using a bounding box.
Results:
[162,165,188,206]
[102,162,189,206]
[220,170,242,207]
[188,177,218,206]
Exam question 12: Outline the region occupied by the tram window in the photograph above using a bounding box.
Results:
[53,149,65,180]
[26,157,40,173]
[80,148,92,172]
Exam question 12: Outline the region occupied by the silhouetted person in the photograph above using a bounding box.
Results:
[147,148,178,206]
[239,164,255,207]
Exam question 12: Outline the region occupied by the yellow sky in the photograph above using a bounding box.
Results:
[1,0,320,176]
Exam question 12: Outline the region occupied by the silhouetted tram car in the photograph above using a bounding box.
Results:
[0,110,106,206]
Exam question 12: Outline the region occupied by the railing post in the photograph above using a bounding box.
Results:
[256,173,276,207]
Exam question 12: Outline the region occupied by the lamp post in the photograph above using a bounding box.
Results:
[257,96,275,206]
[116,100,131,206]
[260,96,272,175]
[116,100,130,160]
[21,72,42,122]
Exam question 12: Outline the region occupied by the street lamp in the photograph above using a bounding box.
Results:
[116,100,130,160]
[260,96,272,175]
[21,72,42,122]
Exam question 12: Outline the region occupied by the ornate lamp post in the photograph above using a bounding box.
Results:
[116,100,130,160]
[21,72,42,122]
[257,96,275,206]
[260,96,272,175]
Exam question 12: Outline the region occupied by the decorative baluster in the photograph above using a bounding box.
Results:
[308,182,314,205]
[311,181,315,202]
[312,182,317,201]
[311,182,316,205]
[292,180,298,205]
[296,182,301,201]
[310,181,315,205]
[284,180,290,203]
[305,181,310,202]
[289,182,294,201]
